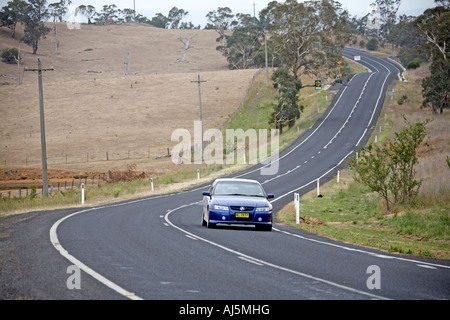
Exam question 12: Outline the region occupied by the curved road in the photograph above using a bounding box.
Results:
[1,49,449,303]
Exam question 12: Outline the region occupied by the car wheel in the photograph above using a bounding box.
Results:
[206,217,216,229]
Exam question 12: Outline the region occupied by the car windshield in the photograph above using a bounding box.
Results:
[213,181,266,197]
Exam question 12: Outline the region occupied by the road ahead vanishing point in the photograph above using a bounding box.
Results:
[2,49,449,303]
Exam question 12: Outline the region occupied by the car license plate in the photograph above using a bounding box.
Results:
[235,212,249,218]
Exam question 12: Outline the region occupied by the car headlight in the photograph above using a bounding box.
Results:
[213,205,228,211]
[256,206,271,212]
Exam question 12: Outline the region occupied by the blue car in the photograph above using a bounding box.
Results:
[202,178,274,231]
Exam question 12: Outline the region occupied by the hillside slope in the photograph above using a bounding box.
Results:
[0,22,228,80]
[0,23,259,176]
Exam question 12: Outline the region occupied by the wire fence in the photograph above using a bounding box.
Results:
[0,174,105,198]
[2,69,266,170]
[1,147,172,168]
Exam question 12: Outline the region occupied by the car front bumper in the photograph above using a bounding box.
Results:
[208,209,272,225]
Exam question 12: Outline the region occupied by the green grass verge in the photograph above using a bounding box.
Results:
[276,171,450,259]
[276,61,450,260]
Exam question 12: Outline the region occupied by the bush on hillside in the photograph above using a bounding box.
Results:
[1,48,20,63]
[366,38,378,51]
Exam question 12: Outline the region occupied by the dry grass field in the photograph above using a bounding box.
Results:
[380,64,450,201]
[0,23,259,186]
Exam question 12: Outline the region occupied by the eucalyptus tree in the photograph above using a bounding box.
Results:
[218,24,264,69]
[0,0,27,38]
[270,68,302,133]
[261,0,350,80]
[371,0,401,39]
[168,7,188,29]
[75,4,96,24]
[206,7,238,46]
[48,0,71,22]
[21,0,50,54]
[415,3,449,113]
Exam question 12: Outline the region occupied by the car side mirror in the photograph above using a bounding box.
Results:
[202,191,211,197]
[267,194,274,199]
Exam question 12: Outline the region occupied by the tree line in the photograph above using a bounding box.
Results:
[1,0,448,118]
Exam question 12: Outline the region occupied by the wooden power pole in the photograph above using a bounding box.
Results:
[191,74,207,161]
[25,58,54,197]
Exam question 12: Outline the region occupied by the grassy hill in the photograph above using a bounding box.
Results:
[0,23,259,180]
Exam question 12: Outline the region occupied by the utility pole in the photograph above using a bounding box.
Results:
[25,58,54,197]
[191,74,207,161]
[264,30,269,87]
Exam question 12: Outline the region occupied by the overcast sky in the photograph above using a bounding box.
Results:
[0,0,438,27]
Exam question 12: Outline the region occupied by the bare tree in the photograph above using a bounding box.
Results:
[177,34,194,63]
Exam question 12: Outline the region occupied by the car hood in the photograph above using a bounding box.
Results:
[212,195,270,207]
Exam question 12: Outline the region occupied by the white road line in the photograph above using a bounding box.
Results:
[48,51,439,303]
[323,72,375,150]
[270,150,354,203]
[417,264,437,270]
[164,205,390,300]
[50,208,144,300]
[239,256,264,266]
[272,227,450,270]
[234,75,356,179]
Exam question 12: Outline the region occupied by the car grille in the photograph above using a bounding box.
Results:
[230,206,254,211]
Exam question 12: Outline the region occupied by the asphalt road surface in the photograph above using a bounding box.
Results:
[1,48,449,305]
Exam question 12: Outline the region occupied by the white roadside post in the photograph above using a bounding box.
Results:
[150,178,154,191]
[317,178,320,197]
[197,168,200,180]
[337,170,340,183]
[81,183,85,205]
[294,193,300,224]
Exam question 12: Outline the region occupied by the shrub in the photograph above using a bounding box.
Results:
[406,59,421,70]
[1,48,20,63]
[366,38,378,51]
[107,164,146,183]
[397,94,408,105]
[348,118,429,212]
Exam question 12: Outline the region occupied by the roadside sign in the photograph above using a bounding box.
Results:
[315,80,322,90]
